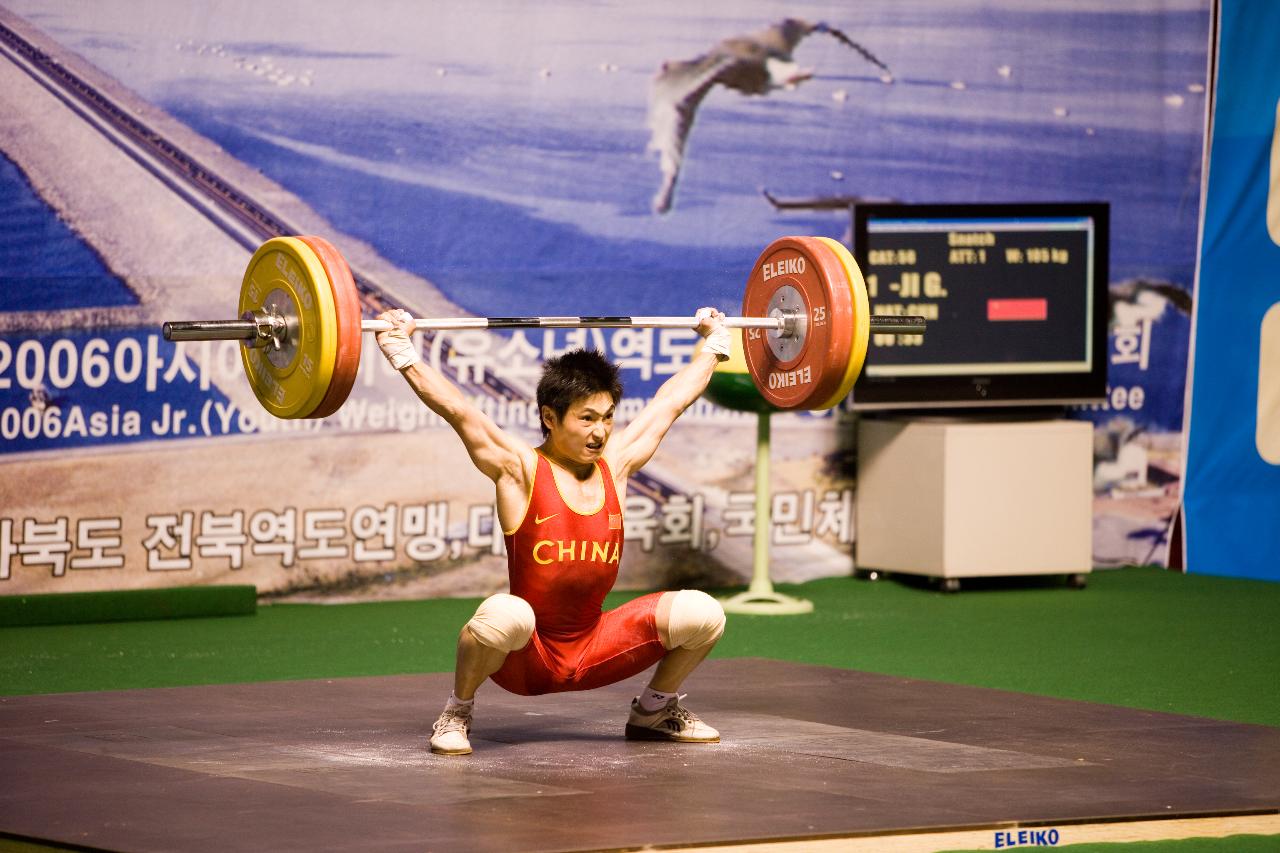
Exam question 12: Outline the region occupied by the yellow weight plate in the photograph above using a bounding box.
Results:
[238,237,338,419]
[814,237,871,410]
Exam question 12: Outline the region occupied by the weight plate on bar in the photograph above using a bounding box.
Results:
[297,235,363,419]
[814,237,870,409]
[238,237,338,419]
[741,236,856,409]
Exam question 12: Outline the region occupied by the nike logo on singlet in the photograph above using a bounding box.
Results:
[535,513,559,524]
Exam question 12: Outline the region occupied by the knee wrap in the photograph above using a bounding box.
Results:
[666,589,726,650]
[466,593,535,653]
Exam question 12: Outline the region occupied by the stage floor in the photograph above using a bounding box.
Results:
[1,658,1277,852]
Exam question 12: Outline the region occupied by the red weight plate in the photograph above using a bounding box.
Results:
[791,236,855,408]
[741,236,855,409]
[297,235,363,419]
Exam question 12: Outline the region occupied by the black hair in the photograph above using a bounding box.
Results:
[536,349,622,437]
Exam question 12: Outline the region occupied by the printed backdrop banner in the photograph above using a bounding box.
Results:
[1,2,1209,598]
[1183,0,1280,581]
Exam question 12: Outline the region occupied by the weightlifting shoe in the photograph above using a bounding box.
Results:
[624,694,720,743]
[430,705,473,755]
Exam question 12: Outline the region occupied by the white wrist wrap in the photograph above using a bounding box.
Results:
[702,325,731,361]
[379,331,421,371]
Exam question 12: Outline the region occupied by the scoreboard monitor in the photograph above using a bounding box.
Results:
[850,202,1109,410]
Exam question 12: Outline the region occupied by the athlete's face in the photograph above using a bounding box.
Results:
[543,392,615,464]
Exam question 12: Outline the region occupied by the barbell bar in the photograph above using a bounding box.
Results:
[160,234,926,418]
[163,313,926,341]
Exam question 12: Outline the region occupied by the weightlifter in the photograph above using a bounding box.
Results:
[375,307,731,755]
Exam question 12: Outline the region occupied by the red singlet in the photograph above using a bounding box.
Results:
[490,452,666,696]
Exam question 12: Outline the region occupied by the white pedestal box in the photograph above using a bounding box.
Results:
[855,417,1093,591]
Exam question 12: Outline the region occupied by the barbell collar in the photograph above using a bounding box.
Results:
[162,319,262,342]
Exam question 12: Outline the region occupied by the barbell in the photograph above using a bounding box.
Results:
[161,235,925,418]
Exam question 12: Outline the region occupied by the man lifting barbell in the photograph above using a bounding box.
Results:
[375,307,732,755]
[160,233,928,753]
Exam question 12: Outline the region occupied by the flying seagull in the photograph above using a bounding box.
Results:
[1110,278,1192,317]
[647,18,891,214]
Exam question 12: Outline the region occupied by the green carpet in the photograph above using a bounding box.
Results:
[2,566,1275,728]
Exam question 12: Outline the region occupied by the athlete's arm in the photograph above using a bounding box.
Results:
[608,307,729,479]
[375,310,535,488]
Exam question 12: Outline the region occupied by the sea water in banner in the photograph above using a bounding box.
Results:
[1183,0,1280,581]
[1,1,1209,598]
